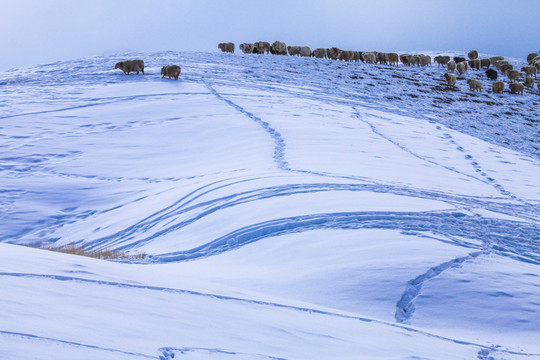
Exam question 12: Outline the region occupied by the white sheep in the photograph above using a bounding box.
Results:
[457,61,468,75]
[467,78,482,91]
[447,60,457,73]
[444,73,457,87]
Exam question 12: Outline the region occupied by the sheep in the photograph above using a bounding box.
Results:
[271,41,287,55]
[400,54,411,66]
[444,73,457,87]
[509,82,524,94]
[527,52,539,64]
[312,48,327,58]
[499,64,513,74]
[386,52,399,66]
[434,55,451,66]
[468,59,481,70]
[468,50,479,60]
[492,81,504,93]
[327,47,342,60]
[287,46,300,56]
[524,76,535,89]
[410,55,421,66]
[457,61,468,75]
[352,51,361,62]
[376,52,387,65]
[521,65,537,78]
[506,69,520,82]
[218,42,234,53]
[489,56,505,64]
[538,83,540,92]
[495,60,509,70]
[358,51,365,62]
[161,65,181,80]
[479,58,491,68]
[467,78,482,91]
[253,41,270,54]
[363,51,377,64]
[339,50,354,62]
[447,60,457,73]
[114,59,144,75]
[420,54,431,66]
[454,56,467,64]
[240,43,254,54]
[485,68,498,80]
[299,46,311,57]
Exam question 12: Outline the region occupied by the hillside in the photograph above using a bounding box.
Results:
[0,51,539,359]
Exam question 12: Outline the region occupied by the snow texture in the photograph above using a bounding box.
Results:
[0,51,539,359]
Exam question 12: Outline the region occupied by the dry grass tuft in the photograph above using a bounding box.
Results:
[31,243,146,260]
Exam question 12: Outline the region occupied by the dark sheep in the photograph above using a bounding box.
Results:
[485,68,498,80]
[114,59,144,75]
[218,42,234,53]
[161,65,181,80]
[454,56,467,63]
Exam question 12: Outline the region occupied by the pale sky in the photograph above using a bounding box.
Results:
[0,0,539,70]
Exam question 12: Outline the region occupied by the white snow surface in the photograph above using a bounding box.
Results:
[0,51,539,359]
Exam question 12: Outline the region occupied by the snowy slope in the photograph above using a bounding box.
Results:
[0,51,539,359]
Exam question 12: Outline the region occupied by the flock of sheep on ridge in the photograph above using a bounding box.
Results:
[114,42,540,96]
[218,41,540,95]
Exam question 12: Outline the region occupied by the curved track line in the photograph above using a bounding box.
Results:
[0,330,157,359]
[395,251,484,323]
[2,272,539,357]
[205,81,290,171]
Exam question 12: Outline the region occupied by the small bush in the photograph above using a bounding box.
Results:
[31,243,146,260]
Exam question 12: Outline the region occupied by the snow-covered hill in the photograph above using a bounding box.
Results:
[0,51,539,359]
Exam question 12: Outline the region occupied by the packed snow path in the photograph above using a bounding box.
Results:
[1,51,539,359]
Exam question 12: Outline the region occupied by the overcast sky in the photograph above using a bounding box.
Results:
[0,0,539,70]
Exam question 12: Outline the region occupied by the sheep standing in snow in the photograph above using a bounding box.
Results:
[468,59,481,70]
[485,68,498,80]
[454,56,466,64]
[312,48,327,58]
[327,47,342,60]
[161,65,181,80]
[434,55,451,66]
[299,46,311,57]
[489,56,505,64]
[400,54,410,66]
[506,69,520,82]
[523,76,535,89]
[218,42,234,53]
[363,51,377,64]
[240,43,254,54]
[339,50,354,62]
[114,59,144,75]
[386,53,399,66]
[494,60,509,70]
[253,41,270,54]
[479,59,491,68]
[492,81,504,93]
[509,82,524,94]
[447,60,457,73]
[270,41,287,55]
[444,73,457,87]
[499,64,513,75]
[457,61,468,75]
[287,46,300,56]
[521,65,537,78]
[527,53,539,64]
[467,50,479,60]
[467,78,482,91]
